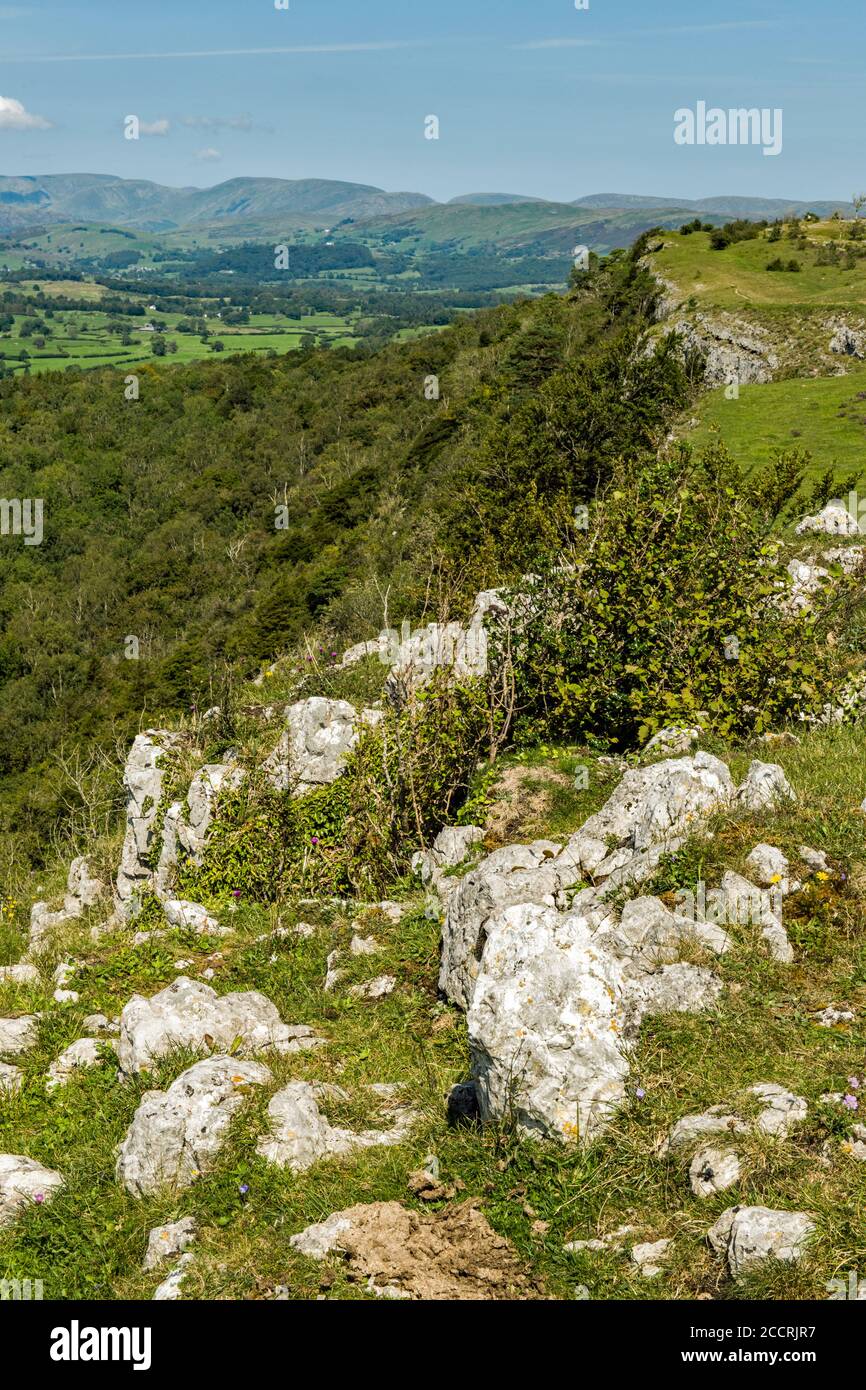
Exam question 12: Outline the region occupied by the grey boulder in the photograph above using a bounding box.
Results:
[116,1056,272,1196]
[117,976,323,1076]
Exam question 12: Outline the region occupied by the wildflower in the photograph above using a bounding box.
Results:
[848,1077,861,1090]
[311,835,319,845]
[816,871,829,881]
[232,889,241,899]
[33,1193,44,1204]
[843,1094,859,1110]
[239,1183,249,1197]
[635,1087,646,1100]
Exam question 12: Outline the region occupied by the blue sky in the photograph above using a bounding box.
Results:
[0,0,861,202]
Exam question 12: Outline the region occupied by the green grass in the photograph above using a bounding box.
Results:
[678,365,866,482]
[654,224,866,312]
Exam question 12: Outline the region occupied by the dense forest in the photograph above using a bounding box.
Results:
[0,232,850,871]
[0,237,686,858]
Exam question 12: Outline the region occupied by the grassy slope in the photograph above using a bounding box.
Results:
[654,223,866,312]
[678,368,866,479]
[657,223,866,482]
[1,725,865,1301]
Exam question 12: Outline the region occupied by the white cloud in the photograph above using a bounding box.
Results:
[184,115,250,131]
[515,38,605,50]
[656,20,781,34]
[194,147,222,162]
[6,41,423,63]
[0,95,52,130]
[139,119,170,136]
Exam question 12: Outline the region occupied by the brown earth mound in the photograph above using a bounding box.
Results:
[333,1199,544,1300]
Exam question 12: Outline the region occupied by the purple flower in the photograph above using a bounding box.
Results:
[311,835,319,845]
[848,1077,861,1090]
[843,1094,859,1110]
[635,1087,646,1100]
[33,1193,44,1204]
[239,1183,249,1196]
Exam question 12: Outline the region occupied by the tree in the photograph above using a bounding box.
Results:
[151,335,167,357]
[853,193,866,220]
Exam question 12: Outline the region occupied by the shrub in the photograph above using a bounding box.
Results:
[500,444,858,748]
[178,673,494,899]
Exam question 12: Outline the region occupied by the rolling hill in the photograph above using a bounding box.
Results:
[0,174,434,233]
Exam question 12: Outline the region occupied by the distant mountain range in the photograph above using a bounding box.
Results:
[0,174,853,237]
[0,174,435,232]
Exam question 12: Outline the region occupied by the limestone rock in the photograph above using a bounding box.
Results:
[569,753,735,878]
[439,840,569,1010]
[82,1013,119,1036]
[743,844,791,889]
[323,950,344,993]
[46,1038,103,1090]
[339,639,381,669]
[384,615,490,702]
[290,1211,354,1259]
[689,1146,742,1198]
[735,761,796,813]
[117,976,323,1076]
[0,1063,23,1095]
[27,902,69,952]
[827,319,866,359]
[661,1106,747,1156]
[256,1081,414,1172]
[642,726,701,759]
[348,975,396,1000]
[599,895,731,972]
[624,964,723,1032]
[0,1016,38,1055]
[414,824,485,887]
[708,1205,815,1277]
[63,856,107,917]
[749,1083,808,1137]
[152,1253,194,1300]
[263,698,380,795]
[0,964,40,986]
[116,1057,272,1196]
[116,730,186,913]
[178,763,244,864]
[631,1238,672,1278]
[143,1216,197,1271]
[799,845,829,873]
[467,903,630,1144]
[564,1224,637,1254]
[814,1005,855,1027]
[796,502,859,536]
[162,899,224,936]
[782,558,829,615]
[0,1153,64,1226]
[349,933,378,958]
[715,871,793,962]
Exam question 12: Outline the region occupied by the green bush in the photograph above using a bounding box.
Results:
[178,673,493,900]
[500,444,859,748]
